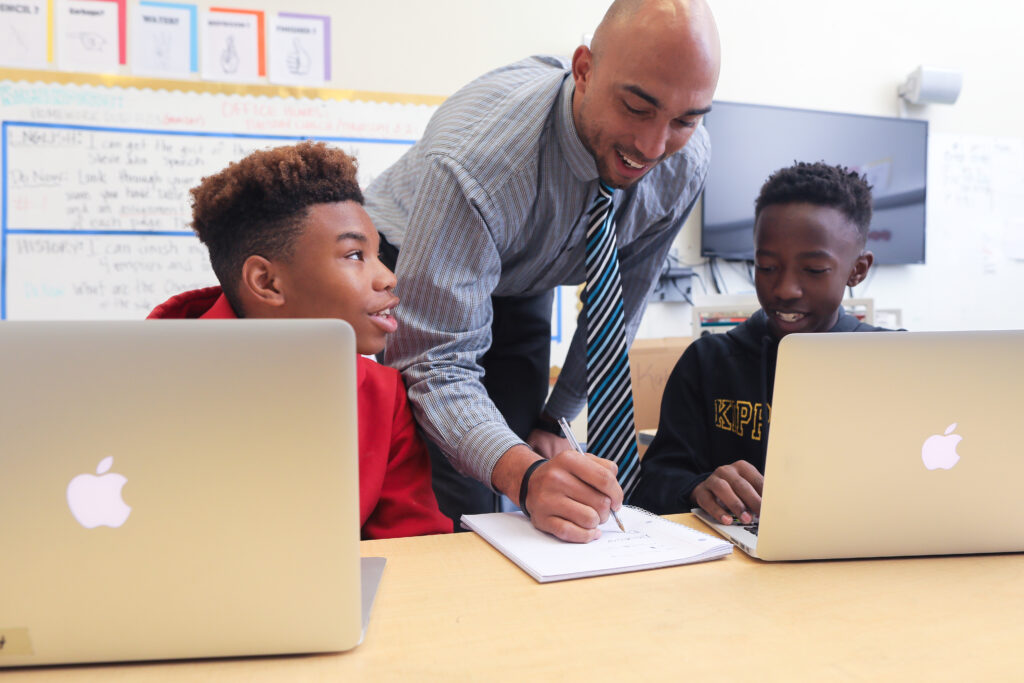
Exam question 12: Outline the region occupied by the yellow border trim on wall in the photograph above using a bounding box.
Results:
[47,0,55,63]
[0,68,447,106]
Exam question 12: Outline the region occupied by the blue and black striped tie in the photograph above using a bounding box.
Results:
[584,182,639,498]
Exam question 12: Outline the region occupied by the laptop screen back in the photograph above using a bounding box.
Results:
[757,330,1024,561]
[0,319,361,666]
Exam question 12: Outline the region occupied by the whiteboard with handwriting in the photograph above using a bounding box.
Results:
[0,79,437,319]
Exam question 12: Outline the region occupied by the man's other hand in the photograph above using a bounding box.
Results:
[526,428,570,460]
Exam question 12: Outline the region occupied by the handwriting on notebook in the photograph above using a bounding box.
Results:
[461,505,732,582]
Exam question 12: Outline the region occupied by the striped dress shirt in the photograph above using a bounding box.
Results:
[366,55,710,488]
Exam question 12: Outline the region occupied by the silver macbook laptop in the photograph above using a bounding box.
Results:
[0,319,377,667]
[693,330,1024,561]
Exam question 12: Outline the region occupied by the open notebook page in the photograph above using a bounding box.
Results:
[461,505,731,583]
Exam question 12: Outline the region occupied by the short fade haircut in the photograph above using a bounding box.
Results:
[754,161,874,245]
[190,140,363,313]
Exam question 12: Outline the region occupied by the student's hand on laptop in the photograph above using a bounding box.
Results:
[691,460,763,525]
[524,450,623,544]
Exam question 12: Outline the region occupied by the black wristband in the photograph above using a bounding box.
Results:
[518,459,547,519]
[533,414,563,436]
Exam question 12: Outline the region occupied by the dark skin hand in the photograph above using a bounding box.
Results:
[492,444,623,543]
[691,460,763,524]
[525,450,622,542]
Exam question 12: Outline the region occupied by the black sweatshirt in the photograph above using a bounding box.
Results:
[630,308,890,514]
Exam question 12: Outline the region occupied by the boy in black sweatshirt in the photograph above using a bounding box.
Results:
[631,161,892,521]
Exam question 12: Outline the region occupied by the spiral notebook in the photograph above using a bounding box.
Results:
[460,506,732,583]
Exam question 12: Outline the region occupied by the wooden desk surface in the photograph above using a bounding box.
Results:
[9,514,1024,681]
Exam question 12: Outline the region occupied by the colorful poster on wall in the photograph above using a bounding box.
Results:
[268,13,329,87]
[57,0,122,72]
[201,7,263,83]
[0,0,49,69]
[131,2,196,78]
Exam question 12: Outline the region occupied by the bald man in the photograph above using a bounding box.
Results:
[366,0,720,542]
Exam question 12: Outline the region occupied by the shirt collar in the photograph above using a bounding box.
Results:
[199,292,239,319]
[357,354,368,387]
[554,74,599,183]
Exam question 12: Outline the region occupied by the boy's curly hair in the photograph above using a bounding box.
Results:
[190,140,363,312]
[754,161,873,244]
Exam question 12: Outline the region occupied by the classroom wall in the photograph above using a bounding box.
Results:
[333,0,1024,336]
[691,0,1024,334]
[7,0,1021,334]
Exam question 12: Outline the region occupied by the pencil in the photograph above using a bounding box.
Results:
[557,417,626,532]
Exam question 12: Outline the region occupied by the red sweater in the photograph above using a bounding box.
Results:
[148,287,452,539]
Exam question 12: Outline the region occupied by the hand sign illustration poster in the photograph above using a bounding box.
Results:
[0,0,48,69]
[268,13,329,87]
[132,2,195,78]
[57,0,122,73]
[201,7,262,83]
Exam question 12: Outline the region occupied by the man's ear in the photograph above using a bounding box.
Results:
[571,44,593,94]
[240,254,285,308]
[847,251,874,287]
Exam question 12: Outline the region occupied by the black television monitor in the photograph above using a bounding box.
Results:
[700,101,928,264]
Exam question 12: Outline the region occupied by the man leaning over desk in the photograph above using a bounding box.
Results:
[365,0,721,543]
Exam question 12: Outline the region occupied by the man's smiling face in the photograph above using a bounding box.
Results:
[571,1,719,189]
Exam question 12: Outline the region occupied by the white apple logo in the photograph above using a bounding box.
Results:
[66,456,131,528]
[921,423,962,470]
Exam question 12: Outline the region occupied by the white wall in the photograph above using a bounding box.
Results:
[687,1,1024,334]
[338,0,1024,336]
[331,2,608,96]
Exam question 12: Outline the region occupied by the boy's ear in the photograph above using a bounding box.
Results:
[847,250,875,287]
[240,254,286,307]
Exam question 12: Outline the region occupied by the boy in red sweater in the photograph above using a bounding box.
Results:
[149,141,451,539]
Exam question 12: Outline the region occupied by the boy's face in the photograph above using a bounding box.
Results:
[276,201,398,355]
[753,202,872,340]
